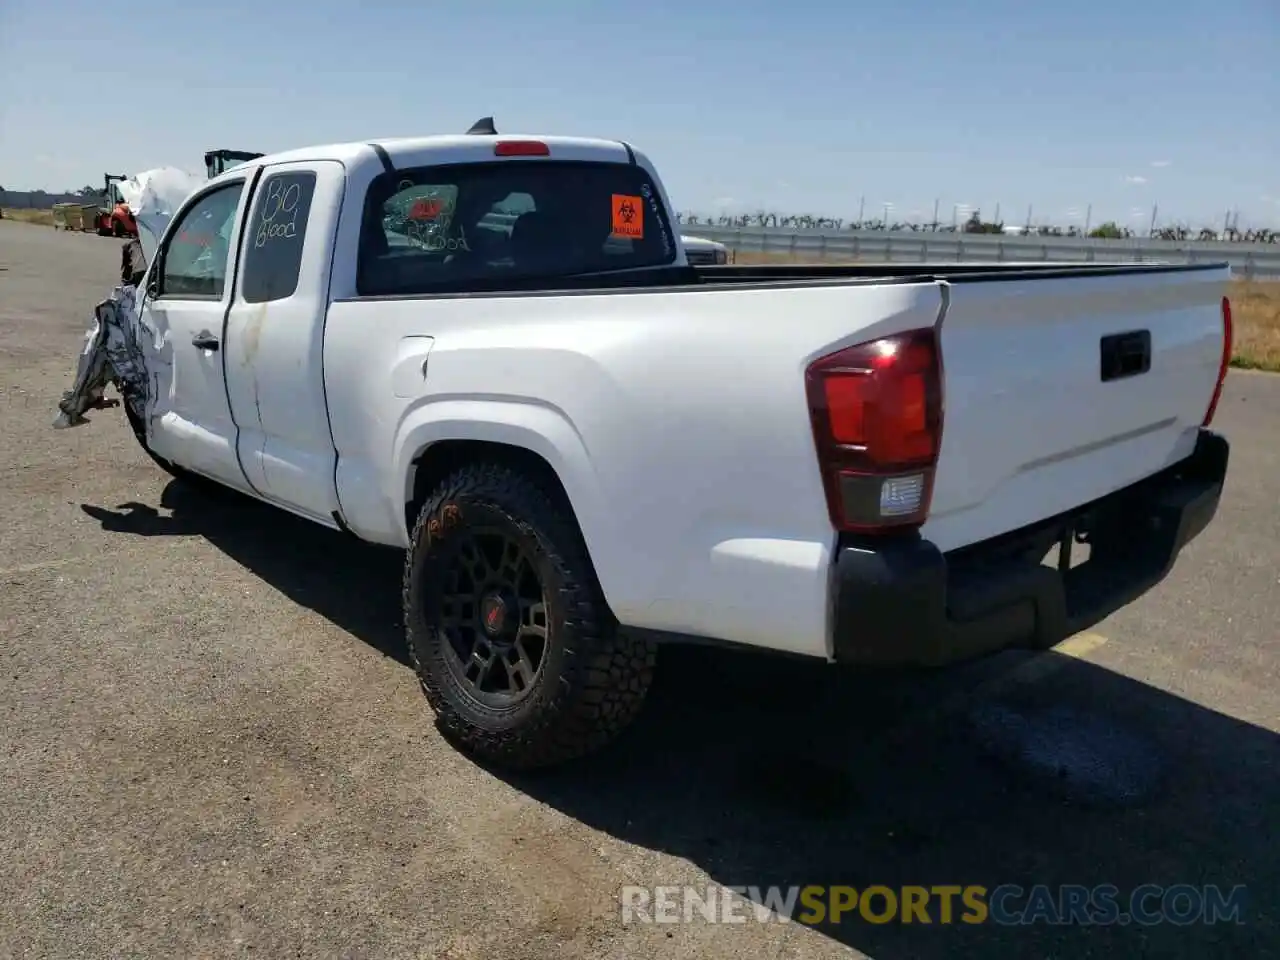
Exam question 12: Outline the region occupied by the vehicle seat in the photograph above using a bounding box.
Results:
[510,211,565,272]
[362,218,390,259]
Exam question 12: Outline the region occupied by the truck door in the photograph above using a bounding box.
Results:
[222,160,345,524]
[142,176,256,493]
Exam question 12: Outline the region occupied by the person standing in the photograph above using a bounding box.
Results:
[120,238,147,287]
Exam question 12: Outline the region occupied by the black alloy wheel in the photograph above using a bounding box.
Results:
[436,525,549,706]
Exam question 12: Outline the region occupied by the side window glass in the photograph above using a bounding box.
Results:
[242,171,317,303]
[160,184,243,298]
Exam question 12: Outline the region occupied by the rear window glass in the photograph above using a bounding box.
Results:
[357,160,677,296]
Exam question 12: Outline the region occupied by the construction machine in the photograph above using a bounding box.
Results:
[95,173,137,237]
[204,149,263,179]
[93,149,261,243]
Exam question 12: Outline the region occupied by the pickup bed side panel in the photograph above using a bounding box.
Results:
[922,266,1229,553]
[322,282,943,659]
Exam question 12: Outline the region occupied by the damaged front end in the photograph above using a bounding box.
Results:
[53,284,150,431]
[53,165,207,435]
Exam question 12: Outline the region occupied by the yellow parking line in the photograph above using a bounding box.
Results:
[990,631,1110,694]
[1056,631,1110,659]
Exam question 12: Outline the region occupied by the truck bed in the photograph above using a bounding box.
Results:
[344,259,1230,299]
[694,260,1229,284]
[323,256,1230,657]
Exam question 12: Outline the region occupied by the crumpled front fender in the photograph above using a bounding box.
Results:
[54,285,150,430]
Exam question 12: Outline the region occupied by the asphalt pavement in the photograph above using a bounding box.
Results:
[1,219,1276,959]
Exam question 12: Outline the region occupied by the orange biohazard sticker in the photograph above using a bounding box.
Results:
[611,194,644,238]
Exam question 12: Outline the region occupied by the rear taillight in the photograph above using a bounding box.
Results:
[1202,295,1232,427]
[805,328,943,533]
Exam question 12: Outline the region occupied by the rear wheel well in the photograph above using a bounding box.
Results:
[404,439,613,621]
[405,440,578,543]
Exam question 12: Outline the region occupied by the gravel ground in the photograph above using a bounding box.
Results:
[1,219,1277,959]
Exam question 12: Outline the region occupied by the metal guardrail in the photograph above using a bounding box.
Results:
[679,225,1280,279]
[4,190,1278,278]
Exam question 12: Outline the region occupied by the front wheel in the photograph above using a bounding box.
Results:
[403,463,656,770]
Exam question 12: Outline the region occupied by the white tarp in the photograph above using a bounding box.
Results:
[114,166,208,265]
[53,167,201,429]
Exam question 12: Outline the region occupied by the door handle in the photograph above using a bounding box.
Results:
[1099,329,1150,382]
[191,331,220,351]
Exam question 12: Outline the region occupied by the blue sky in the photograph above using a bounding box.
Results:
[2,0,1277,231]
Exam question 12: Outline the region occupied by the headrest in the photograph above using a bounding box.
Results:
[510,211,564,266]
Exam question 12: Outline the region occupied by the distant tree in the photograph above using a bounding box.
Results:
[962,210,1004,234]
[677,205,1279,244]
[1088,222,1126,239]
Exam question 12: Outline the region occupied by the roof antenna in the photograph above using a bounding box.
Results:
[466,116,497,136]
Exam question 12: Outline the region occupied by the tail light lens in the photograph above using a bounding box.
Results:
[805,328,943,533]
[1202,296,1232,427]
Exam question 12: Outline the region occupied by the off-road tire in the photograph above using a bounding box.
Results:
[403,462,656,771]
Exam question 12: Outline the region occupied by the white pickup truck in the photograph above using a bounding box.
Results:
[56,126,1233,771]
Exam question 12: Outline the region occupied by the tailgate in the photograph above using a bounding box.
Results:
[921,265,1230,553]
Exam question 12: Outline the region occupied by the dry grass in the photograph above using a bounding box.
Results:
[1230,280,1280,371]
[730,251,1279,372]
[0,208,56,226]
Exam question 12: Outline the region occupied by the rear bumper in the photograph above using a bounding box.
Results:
[830,428,1229,667]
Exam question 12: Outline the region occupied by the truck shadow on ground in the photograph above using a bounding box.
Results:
[80,481,411,667]
[543,648,1279,959]
[82,481,1280,960]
